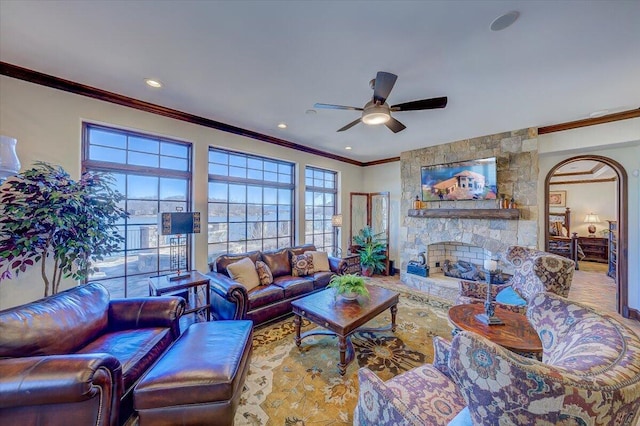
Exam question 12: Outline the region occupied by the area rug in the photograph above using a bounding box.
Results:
[234,286,454,425]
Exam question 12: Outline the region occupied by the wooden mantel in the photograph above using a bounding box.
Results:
[408,208,520,220]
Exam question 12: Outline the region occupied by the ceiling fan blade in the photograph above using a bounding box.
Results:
[373,72,398,104]
[391,96,448,111]
[314,103,363,111]
[337,118,362,132]
[385,116,406,133]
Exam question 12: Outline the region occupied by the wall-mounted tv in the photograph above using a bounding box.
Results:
[421,157,497,201]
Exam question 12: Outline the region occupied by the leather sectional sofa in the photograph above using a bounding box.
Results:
[208,244,347,326]
[0,282,185,426]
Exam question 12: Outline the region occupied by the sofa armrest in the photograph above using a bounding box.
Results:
[432,336,453,378]
[108,296,185,339]
[0,354,121,425]
[354,368,424,426]
[327,256,345,274]
[206,271,249,320]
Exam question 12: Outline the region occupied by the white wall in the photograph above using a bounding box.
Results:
[539,118,640,310]
[0,76,364,308]
[362,162,401,269]
[549,181,617,238]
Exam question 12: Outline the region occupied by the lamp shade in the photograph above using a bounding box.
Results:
[584,213,600,224]
[331,214,343,227]
[160,212,201,235]
[0,135,21,181]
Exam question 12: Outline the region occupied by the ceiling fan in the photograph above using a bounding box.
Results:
[314,71,447,133]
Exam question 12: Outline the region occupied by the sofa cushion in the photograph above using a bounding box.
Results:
[215,251,262,277]
[305,250,331,272]
[0,283,110,357]
[247,285,285,310]
[255,260,274,285]
[262,248,291,277]
[78,327,174,390]
[291,253,314,277]
[227,257,261,290]
[495,287,527,306]
[272,276,314,298]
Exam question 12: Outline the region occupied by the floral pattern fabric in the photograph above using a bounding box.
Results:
[291,253,314,277]
[455,245,575,313]
[255,260,273,285]
[448,293,640,426]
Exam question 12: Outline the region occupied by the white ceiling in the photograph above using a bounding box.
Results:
[1,1,639,163]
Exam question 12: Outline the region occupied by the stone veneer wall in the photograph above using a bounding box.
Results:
[400,128,539,285]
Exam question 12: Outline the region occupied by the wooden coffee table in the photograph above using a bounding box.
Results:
[291,285,399,375]
[448,304,542,356]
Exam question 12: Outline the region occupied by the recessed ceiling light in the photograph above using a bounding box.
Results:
[145,78,163,88]
[345,146,352,150]
[277,123,287,129]
[305,109,317,115]
[490,11,520,32]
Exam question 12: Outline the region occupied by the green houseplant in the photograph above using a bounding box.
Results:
[0,162,128,296]
[353,226,387,277]
[328,273,369,300]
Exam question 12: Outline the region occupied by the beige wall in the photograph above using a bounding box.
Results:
[0,76,364,308]
[539,118,640,310]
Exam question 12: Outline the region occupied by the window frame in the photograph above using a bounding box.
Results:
[304,166,338,253]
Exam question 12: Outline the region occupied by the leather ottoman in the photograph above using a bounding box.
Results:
[134,320,253,426]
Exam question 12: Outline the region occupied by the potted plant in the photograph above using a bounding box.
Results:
[0,162,128,296]
[353,226,387,277]
[328,273,369,300]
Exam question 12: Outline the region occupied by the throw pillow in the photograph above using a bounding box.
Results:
[304,250,331,272]
[447,406,472,426]
[226,257,260,291]
[496,286,527,306]
[255,260,273,285]
[291,253,314,277]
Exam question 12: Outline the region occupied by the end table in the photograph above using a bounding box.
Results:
[149,270,211,321]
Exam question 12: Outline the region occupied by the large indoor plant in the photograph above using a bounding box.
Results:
[0,162,128,296]
[353,226,387,277]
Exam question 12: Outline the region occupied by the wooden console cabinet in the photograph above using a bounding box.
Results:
[577,237,608,263]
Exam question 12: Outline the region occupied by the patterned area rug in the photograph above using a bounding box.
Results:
[235,286,453,425]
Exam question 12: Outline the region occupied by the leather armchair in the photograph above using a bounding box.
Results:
[456,245,575,314]
[0,283,185,426]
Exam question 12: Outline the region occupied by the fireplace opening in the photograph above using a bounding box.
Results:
[427,242,511,284]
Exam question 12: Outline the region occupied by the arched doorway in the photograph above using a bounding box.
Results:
[545,155,629,317]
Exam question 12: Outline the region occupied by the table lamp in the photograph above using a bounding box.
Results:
[584,213,600,237]
[476,254,504,325]
[160,211,201,281]
[331,214,342,256]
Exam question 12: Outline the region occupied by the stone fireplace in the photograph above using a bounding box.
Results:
[400,128,540,299]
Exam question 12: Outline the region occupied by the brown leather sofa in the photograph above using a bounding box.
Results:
[208,244,346,326]
[0,282,185,426]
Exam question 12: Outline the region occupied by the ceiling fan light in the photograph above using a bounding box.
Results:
[362,111,390,125]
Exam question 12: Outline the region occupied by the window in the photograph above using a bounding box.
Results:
[82,123,192,298]
[304,166,337,253]
[208,148,295,262]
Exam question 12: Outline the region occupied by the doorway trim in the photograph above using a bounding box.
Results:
[544,155,629,317]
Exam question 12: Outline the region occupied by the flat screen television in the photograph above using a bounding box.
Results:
[421,157,497,201]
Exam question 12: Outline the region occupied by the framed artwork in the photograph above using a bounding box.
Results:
[549,190,566,207]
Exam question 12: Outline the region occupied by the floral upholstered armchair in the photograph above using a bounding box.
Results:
[455,245,575,314]
[354,292,640,425]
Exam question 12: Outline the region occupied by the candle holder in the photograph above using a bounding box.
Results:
[476,260,504,326]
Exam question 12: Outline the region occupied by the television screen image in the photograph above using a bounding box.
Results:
[421,157,497,201]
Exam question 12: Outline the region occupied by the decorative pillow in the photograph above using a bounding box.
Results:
[496,286,527,306]
[447,406,472,426]
[560,225,568,237]
[262,248,291,277]
[226,257,260,291]
[255,260,273,285]
[291,253,314,277]
[305,250,331,273]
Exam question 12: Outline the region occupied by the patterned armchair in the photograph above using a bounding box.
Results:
[455,245,575,314]
[354,292,640,425]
